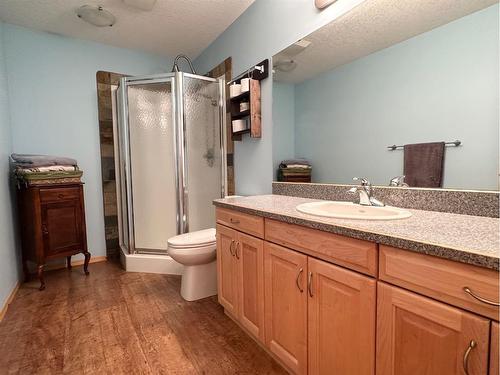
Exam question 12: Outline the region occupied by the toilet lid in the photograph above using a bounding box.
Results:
[168,228,216,248]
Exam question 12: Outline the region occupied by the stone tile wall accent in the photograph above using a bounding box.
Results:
[96,71,125,258]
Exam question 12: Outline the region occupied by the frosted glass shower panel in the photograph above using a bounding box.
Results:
[184,77,222,232]
[128,82,177,251]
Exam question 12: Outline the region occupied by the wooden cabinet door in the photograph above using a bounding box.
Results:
[490,322,499,375]
[216,224,238,316]
[41,199,84,257]
[236,232,265,341]
[308,257,376,375]
[264,242,308,375]
[377,282,490,375]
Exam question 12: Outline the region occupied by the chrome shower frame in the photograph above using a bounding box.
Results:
[116,72,226,255]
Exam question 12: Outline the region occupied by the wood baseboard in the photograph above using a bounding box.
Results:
[223,309,293,374]
[44,255,107,271]
[0,282,20,323]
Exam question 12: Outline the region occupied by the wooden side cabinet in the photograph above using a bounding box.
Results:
[18,183,91,290]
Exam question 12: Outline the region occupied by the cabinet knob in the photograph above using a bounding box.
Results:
[58,193,65,199]
[42,225,49,235]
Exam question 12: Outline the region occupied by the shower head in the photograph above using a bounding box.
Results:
[171,54,197,74]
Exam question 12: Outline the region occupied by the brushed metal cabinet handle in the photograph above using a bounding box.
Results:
[308,272,313,297]
[296,268,304,293]
[235,242,240,260]
[462,340,476,375]
[463,287,500,306]
[229,240,235,256]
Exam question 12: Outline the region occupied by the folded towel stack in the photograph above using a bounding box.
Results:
[277,159,312,182]
[11,153,83,186]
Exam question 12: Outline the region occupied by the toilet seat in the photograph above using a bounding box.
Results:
[167,228,216,249]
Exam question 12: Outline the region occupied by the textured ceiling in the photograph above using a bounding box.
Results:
[274,0,498,83]
[0,0,254,58]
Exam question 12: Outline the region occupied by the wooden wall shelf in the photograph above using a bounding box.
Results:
[229,59,268,141]
[230,79,261,141]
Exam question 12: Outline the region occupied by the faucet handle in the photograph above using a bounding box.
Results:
[389,175,408,187]
[353,177,370,186]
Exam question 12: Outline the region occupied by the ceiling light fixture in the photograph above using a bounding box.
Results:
[273,59,298,72]
[76,5,116,27]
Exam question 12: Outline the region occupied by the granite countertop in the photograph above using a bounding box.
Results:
[214,195,500,271]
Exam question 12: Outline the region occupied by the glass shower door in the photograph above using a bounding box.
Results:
[126,80,177,253]
[183,75,223,232]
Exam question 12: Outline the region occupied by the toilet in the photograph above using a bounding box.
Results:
[167,228,217,301]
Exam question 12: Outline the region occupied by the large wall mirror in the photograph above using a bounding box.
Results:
[272,0,499,191]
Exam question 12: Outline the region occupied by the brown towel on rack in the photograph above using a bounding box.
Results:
[403,142,445,188]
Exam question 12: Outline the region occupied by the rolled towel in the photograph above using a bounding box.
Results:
[11,153,78,168]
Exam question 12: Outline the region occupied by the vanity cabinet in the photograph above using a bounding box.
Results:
[215,208,499,375]
[215,223,265,340]
[491,322,499,375]
[262,241,377,375]
[264,242,308,374]
[307,257,376,375]
[377,282,490,375]
[237,231,265,340]
[216,224,239,316]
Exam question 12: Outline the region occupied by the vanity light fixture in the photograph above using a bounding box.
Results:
[76,5,116,27]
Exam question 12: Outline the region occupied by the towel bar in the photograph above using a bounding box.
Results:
[387,140,461,151]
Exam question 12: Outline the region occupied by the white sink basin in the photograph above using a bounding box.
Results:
[296,201,412,220]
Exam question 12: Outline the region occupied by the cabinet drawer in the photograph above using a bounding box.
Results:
[379,245,499,320]
[265,219,378,276]
[40,187,81,203]
[216,208,264,238]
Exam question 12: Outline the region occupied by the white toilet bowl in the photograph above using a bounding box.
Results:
[167,228,217,301]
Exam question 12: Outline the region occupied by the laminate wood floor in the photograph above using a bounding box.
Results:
[0,261,286,375]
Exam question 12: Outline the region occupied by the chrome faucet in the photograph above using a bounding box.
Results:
[389,175,409,187]
[348,177,385,207]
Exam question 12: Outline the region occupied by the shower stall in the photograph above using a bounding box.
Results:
[115,72,226,257]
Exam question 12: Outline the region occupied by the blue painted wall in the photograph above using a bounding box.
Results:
[272,82,295,178]
[194,0,366,195]
[3,24,173,260]
[293,5,498,189]
[0,22,19,310]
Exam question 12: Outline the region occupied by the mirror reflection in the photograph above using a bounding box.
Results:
[272,0,499,190]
